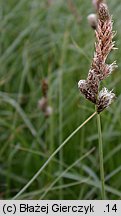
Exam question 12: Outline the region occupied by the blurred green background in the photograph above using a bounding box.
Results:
[0,0,121,199]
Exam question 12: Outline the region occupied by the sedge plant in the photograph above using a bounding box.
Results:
[78,2,117,199]
[12,1,117,200]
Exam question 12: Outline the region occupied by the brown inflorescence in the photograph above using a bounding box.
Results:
[78,3,117,113]
[38,79,53,117]
[92,0,106,11]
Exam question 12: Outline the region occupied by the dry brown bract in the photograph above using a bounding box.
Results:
[78,3,117,113]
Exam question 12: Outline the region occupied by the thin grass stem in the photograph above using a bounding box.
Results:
[12,111,96,200]
[39,147,95,199]
[97,113,106,199]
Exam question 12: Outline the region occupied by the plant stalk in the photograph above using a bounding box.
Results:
[97,113,106,199]
[12,111,96,199]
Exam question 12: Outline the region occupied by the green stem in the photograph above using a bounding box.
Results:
[12,111,96,200]
[97,113,106,199]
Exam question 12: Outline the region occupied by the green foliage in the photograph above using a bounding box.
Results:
[0,0,121,199]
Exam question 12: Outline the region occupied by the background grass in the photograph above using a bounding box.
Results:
[0,0,121,199]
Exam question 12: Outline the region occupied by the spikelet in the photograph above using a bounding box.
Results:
[78,3,117,113]
[87,13,97,30]
[92,0,106,11]
[38,79,53,117]
[91,3,117,81]
[97,88,115,113]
